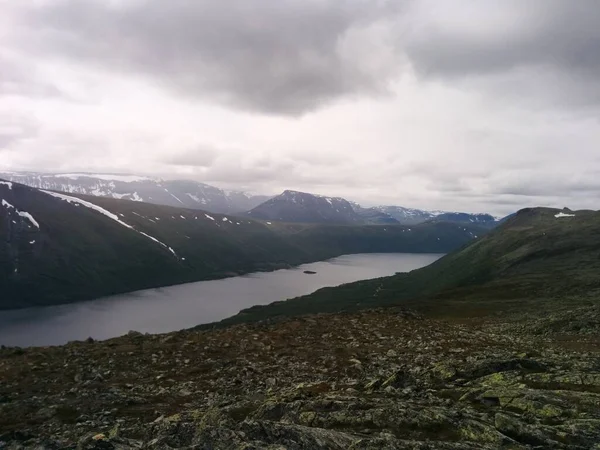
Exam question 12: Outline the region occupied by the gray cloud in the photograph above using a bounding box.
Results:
[165,145,219,167]
[14,1,600,115]
[0,114,40,149]
[406,1,600,110]
[1,1,600,216]
[492,176,600,197]
[0,53,64,99]
[19,0,404,115]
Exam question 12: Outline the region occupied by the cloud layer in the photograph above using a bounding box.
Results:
[1,0,599,214]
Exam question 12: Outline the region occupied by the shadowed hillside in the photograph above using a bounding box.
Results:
[209,207,600,327]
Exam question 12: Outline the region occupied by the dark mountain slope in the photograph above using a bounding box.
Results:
[1,181,486,310]
[211,206,600,326]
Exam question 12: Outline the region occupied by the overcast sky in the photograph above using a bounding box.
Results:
[1,0,599,214]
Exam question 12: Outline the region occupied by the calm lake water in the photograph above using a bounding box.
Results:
[0,253,442,347]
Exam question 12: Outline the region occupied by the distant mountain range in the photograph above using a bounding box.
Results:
[1,171,503,227]
[1,179,489,310]
[372,206,499,226]
[248,189,501,227]
[0,172,270,214]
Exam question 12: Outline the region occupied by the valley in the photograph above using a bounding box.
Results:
[207,206,600,327]
[0,180,484,310]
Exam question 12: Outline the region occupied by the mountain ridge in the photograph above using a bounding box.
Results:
[248,189,501,226]
[0,171,271,214]
[2,172,504,227]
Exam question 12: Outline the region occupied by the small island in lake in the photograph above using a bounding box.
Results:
[303,270,317,274]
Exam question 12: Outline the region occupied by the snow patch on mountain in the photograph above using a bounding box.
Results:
[56,174,156,183]
[555,212,576,218]
[42,190,177,257]
[17,211,40,228]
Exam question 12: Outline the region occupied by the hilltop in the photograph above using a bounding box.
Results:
[247,190,362,224]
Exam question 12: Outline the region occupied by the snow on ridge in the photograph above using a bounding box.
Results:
[186,193,201,203]
[18,211,40,228]
[555,212,575,218]
[2,198,40,228]
[0,181,13,190]
[41,190,178,257]
[169,193,184,204]
[43,190,126,223]
[53,173,156,183]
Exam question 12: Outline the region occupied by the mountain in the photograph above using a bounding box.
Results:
[210,206,600,326]
[430,212,499,227]
[0,172,270,214]
[0,180,487,310]
[354,207,400,224]
[247,190,362,224]
[373,205,500,227]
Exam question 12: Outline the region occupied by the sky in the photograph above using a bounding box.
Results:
[1,0,599,215]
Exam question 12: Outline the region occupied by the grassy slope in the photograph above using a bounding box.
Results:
[208,207,600,327]
[0,182,486,309]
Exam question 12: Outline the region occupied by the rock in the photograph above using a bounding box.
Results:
[35,406,56,420]
[2,309,599,449]
[494,413,560,447]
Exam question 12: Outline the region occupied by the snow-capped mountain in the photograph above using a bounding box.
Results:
[372,205,499,227]
[247,190,363,224]
[0,172,270,214]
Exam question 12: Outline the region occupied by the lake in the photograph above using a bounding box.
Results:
[0,253,442,347]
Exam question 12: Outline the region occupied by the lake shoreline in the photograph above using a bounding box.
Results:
[0,253,443,347]
[0,250,447,313]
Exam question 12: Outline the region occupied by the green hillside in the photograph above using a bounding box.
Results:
[209,207,600,327]
[0,181,486,309]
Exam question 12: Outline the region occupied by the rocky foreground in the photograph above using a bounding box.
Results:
[1,307,600,449]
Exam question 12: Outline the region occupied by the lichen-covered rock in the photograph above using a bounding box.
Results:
[1,309,599,449]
